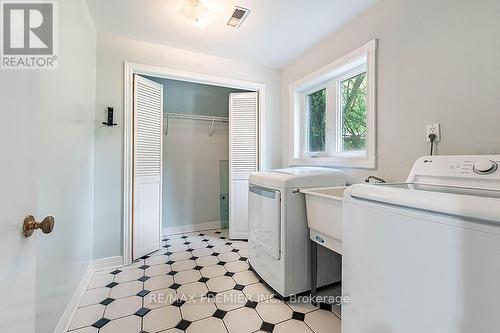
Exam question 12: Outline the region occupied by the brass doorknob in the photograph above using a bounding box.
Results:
[23,215,55,237]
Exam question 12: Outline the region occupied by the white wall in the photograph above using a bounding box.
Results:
[163,120,228,229]
[94,32,281,258]
[281,0,500,183]
[0,0,96,331]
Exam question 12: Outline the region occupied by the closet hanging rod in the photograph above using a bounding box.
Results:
[163,112,229,123]
[163,112,228,137]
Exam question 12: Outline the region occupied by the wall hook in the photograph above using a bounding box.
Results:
[103,107,118,126]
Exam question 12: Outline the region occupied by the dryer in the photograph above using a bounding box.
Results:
[248,167,345,297]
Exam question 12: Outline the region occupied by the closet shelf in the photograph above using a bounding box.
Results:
[163,112,229,137]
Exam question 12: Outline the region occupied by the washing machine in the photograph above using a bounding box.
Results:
[248,167,345,297]
[343,155,500,332]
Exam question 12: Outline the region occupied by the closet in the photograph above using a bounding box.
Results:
[136,75,256,239]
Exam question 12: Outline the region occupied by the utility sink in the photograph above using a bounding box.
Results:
[302,186,349,254]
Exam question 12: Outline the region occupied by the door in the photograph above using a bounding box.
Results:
[1,59,95,333]
[248,185,281,259]
[229,92,258,239]
[133,75,163,259]
[0,74,37,332]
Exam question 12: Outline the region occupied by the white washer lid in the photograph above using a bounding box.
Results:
[249,167,345,189]
[345,183,500,223]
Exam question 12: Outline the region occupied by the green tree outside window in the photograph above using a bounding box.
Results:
[308,88,326,152]
[341,72,367,151]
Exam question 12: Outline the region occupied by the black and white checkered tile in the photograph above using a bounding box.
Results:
[67,229,341,333]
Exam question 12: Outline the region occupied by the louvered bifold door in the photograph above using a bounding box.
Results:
[229,92,258,239]
[133,75,163,260]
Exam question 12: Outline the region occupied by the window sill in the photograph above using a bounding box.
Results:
[289,155,376,169]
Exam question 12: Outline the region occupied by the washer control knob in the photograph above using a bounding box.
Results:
[473,160,498,175]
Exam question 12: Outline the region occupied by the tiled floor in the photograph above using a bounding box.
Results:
[68,229,341,333]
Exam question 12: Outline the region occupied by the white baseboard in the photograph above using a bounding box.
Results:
[93,256,124,271]
[53,262,94,333]
[163,221,222,236]
[229,231,248,240]
[54,256,124,333]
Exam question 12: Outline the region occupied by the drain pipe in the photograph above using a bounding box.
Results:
[365,175,387,184]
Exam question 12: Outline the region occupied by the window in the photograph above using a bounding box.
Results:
[307,88,326,152]
[289,39,377,168]
[340,71,367,152]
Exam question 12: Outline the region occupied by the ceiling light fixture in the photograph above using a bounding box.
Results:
[179,0,216,29]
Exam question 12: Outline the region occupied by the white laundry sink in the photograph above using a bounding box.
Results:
[302,186,349,254]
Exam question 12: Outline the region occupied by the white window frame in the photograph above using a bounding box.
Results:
[302,83,330,158]
[289,39,377,168]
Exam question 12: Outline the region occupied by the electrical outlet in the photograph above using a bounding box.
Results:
[426,124,441,142]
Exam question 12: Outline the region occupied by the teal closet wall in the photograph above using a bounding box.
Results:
[141,75,249,117]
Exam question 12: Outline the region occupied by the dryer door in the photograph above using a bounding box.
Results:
[249,184,281,259]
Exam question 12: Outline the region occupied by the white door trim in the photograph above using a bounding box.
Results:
[123,61,266,265]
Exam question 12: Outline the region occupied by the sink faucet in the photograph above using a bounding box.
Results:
[365,175,386,184]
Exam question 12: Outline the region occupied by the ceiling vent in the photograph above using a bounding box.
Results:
[227,6,250,28]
